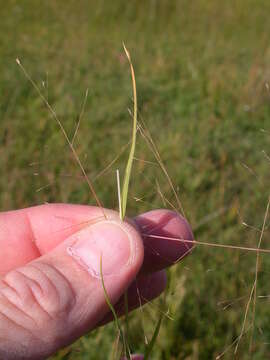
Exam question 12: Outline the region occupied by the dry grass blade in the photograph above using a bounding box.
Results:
[137,120,186,217]
[234,196,270,354]
[144,234,270,254]
[249,196,270,348]
[16,59,106,218]
[93,140,131,181]
[216,326,251,359]
[120,44,137,220]
[72,88,89,145]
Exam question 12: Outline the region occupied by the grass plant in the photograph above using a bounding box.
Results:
[1,1,270,358]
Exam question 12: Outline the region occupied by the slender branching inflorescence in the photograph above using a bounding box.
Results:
[16,45,270,359]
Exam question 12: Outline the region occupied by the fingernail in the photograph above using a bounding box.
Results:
[67,220,132,278]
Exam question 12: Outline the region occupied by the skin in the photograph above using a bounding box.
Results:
[0,203,194,359]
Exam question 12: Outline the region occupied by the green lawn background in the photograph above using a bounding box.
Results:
[0,1,270,359]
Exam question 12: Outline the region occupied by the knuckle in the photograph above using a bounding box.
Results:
[0,281,41,358]
[0,262,76,357]
[0,271,40,329]
[2,261,76,322]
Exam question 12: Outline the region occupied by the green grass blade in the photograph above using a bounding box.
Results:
[116,168,130,338]
[124,290,130,346]
[100,256,131,360]
[144,272,169,360]
[144,312,164,360]
[121,44,137,220]
[116,169,123,220]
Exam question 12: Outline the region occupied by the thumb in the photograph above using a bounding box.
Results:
[0,217,144,359]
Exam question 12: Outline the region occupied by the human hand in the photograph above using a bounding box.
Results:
[0,204,193,359]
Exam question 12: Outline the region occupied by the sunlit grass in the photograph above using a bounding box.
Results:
[1,1,270,359]
[120,44,138,221]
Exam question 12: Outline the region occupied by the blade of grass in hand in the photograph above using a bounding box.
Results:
[121,44,137,220]
[100,256,131,360]
[144,270,169,359]
[144,312,163,360]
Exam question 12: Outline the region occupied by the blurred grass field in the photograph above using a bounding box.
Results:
[1,0,270,359]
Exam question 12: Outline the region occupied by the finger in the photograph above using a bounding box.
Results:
[0,204,193,275]
[135,209,194,273]
[0,204,107,275]
[99,270,167,327]
[0,217,144,359]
